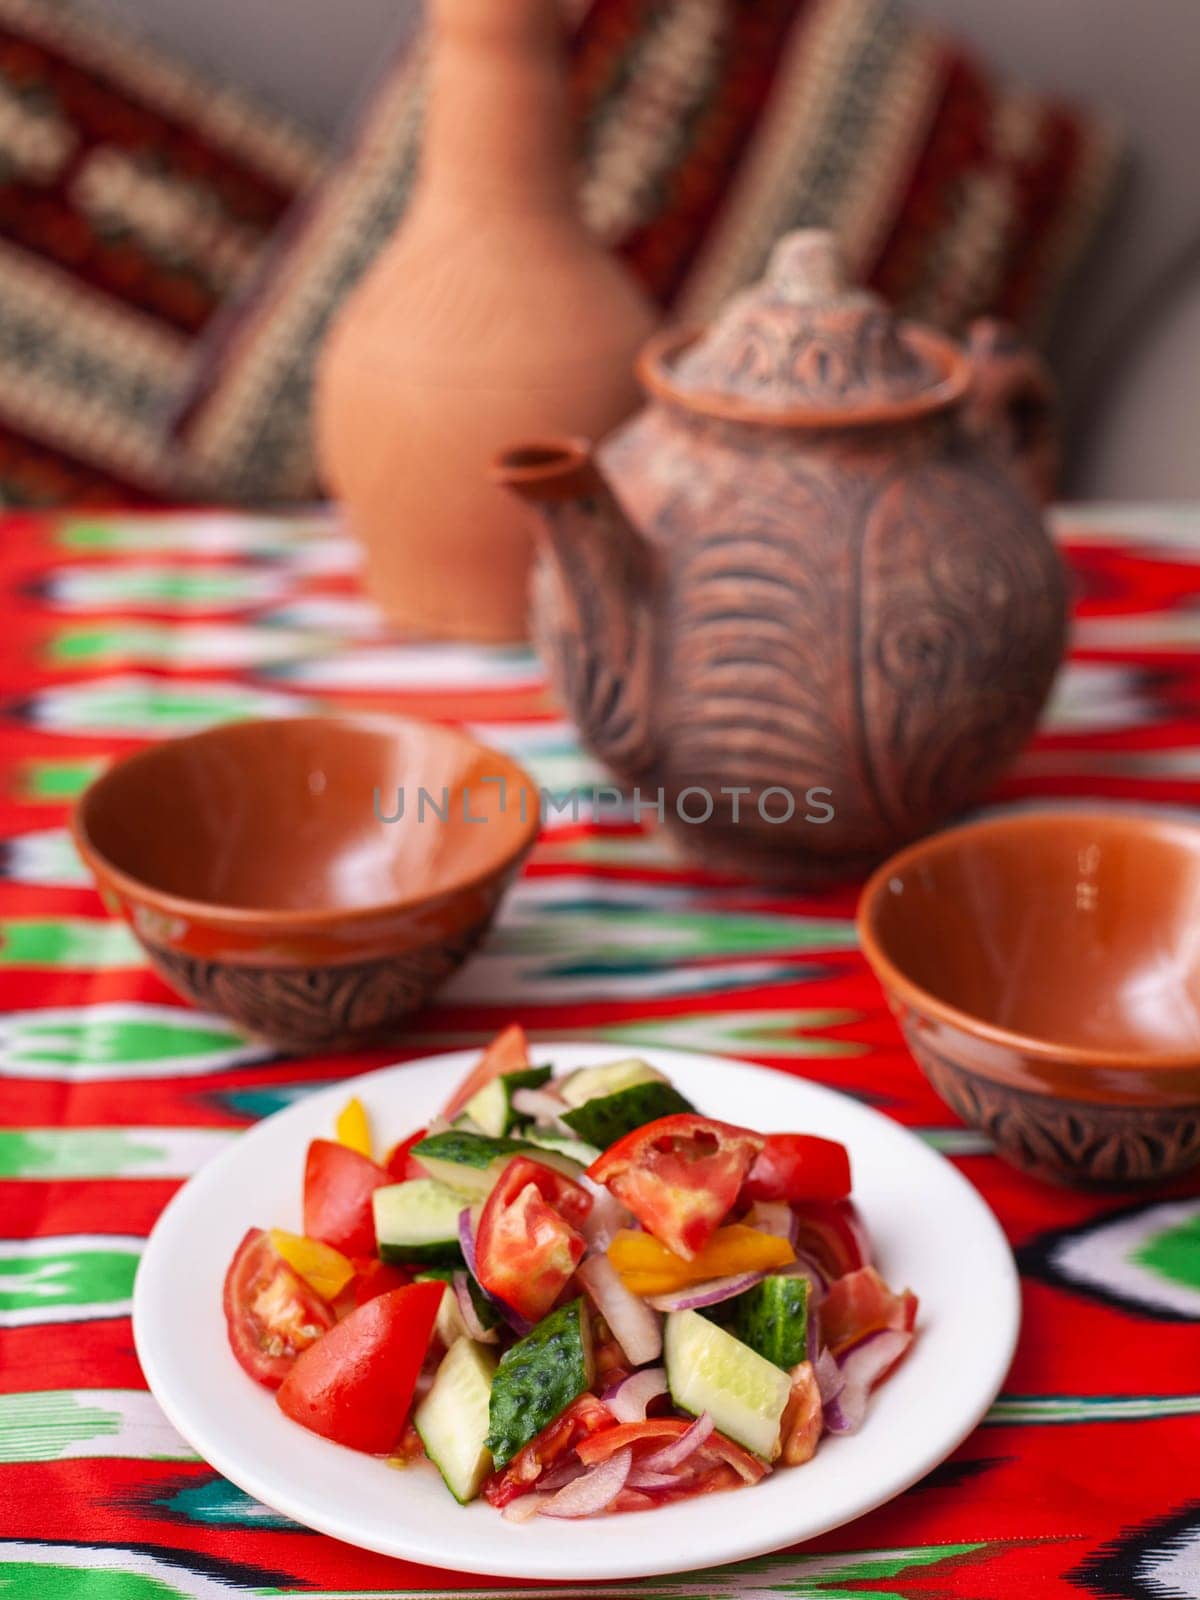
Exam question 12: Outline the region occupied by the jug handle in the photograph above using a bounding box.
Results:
[963,318,1060,505]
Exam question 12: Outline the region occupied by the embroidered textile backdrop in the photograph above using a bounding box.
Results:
[0,505,1197,1599]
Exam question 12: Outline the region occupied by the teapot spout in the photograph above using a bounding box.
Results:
[492,438,657,777]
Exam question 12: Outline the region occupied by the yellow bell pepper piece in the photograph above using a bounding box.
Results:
[270,1229,355,1301]
[335,1095,372,1158]
[607,1224,794,1296]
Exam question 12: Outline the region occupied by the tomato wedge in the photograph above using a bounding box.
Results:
[223,1228,336,1389]
[780,1361,822,1465]
[493,1154,593,1229]
[384,1127,428,1183]
[575,1417,690,1461]
[474,1156,590,1322]
[607,1223,793,1295]
[303,1138,392,1257]
[443,1023,529,1120]
[276,1281,442,1453]
[818,1265,918,1354]
[791,1198,870,1280]
[588,1114,763,1260]
[483,1393,614,1507]
[352,1257,412,1306]
[577,1416,767,1481]
[741,1134,851,1204]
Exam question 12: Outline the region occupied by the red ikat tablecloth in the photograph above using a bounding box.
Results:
[0,505,1198,1600]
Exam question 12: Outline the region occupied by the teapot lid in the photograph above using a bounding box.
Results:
[653,230,968,424]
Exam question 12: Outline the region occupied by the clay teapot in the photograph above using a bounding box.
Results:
[494,231,1067,880]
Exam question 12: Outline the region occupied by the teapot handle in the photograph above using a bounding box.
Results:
[963,318,1060,505]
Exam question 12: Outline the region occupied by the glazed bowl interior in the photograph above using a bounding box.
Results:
[74,715,538,920]
[862,809,1200,1061]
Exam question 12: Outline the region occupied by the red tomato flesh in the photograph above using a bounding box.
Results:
[474,1156,590,1323]
[443,1023,529,1120]
[352,1257,411,1307]
[276,1281,442,1453]
[303,1138,392,1258]
[384,1127,428,1183]
[483,1394,614,1507]
[741,1134,851,1204]
[223,1227,335,1390]
[588,1114,763,1260]
[791,1198,869,1280]
[819,1264,918,1354]
[576,1416,767,1481]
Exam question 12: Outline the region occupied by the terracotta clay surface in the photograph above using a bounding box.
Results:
[316,0,657,643]
[72,715,539,1050]
[495,231,1067,879]
[857,808,1200,1186]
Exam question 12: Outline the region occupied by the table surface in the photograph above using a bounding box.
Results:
[0,505,1198,1600]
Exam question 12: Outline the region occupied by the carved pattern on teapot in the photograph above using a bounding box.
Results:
[496,231,1067,881]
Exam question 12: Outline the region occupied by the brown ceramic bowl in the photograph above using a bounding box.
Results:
[858,808,1200,1187]
[72,715,540,1052]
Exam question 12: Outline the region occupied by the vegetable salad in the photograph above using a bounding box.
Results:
[223,1027,918,1519]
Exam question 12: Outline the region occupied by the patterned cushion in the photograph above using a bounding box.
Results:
[0,0,324,505]
[175,0,1123,505]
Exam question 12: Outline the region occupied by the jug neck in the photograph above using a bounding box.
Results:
[421,0,578,216]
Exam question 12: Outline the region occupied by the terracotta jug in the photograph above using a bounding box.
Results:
[316,0,658,643]
[494,230,1068,881]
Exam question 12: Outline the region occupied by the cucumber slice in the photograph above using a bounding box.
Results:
[558,1057,668,1109]
[708,1275,810,1371]
[415,1337,498,1503]
[561,1080,695,1148]
[411,1129,583,1200]
[664,1308,790,1460]
[486,1298,594,1468]
[524,1129,603,1168]
[463,1064,553,1138]
[428,1278,467,1348]
[416,1268,501,1336]
[373,1178,466,1265]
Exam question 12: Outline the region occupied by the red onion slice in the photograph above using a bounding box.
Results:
[825,1327,911,1435]
[782,1249,830,1299]
[745,1201,794,1241]
[602,1366,667,1423]
[843,1200,873,1269]
[577,1255,662,1366]
[451,1271,498,1344]
[538,1447,632,1518]
[536,1456,589,1494]
[626,1467,684,1490]
[580,1180,632,1252]
[511,1087,571,1125]
[639,1411,714,1473]
[502,1492,551,1524]
[813,1345,844,1405]
[646,1271,765,1313]
[457,1207,532,1336]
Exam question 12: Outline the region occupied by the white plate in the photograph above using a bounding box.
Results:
[134,1044,1019,1581]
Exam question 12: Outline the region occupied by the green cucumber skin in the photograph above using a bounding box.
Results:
[494,1064,554,1135]
[415,1269,502,1332]
[561,1081,695,1148]
[411,1129,533,1172]
[466,1065,554,1137]
[526,1131,602,1167]
[504,1064,554,1093]
[710,1275,810,1371]
[378,1238,464,1267]
[485,1298,592,1468]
